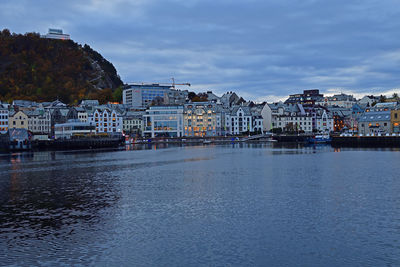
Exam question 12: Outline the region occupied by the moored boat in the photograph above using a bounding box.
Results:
[308,134,332,144]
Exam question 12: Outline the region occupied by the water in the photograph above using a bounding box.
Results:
[1,144,400,266]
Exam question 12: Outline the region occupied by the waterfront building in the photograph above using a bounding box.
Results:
[123,83,173,109]
[42,28,70,40]
[0,104,9,134]
[48,107,72,136]
[122,112,144,136]
[183,102,222,137]
[316,93,357,108]
[261,103,275,132]
[26,109,51,135]
[315,110,334,133]
[9,110,29,130]
[266,103,313,133]
[143,106,184,138]
[225,106,254,135]
[274,113,313,133]
[326,106,353,132]
[357,102,396,135]
[253,115,264,133]
[75,107,88,122]
[284,89,324,105]
[87,108,123,133]
[391,105,400,133]
[54,120,95,139]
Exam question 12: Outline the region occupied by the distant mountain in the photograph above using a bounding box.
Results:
[0,29,124,104]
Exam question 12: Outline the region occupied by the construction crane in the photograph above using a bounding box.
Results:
[169,77,191,89]
[126,78,191,89]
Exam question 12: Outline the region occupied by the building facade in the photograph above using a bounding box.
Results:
[315,110,334,133]
[225,106,253,135]
[122,113,144,135]
[88,108,123,133]
[42,28,70,40]
[391,106,400,133]
[27,109,51,135]
[183,102,222,137]
[143,106,184,138]
[9,111,29,130]
[0,105,8,134]
[357,103,396,135]
[123,84,172,109]
[316,93,357,108]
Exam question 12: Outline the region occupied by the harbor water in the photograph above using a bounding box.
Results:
[1,144,400,266]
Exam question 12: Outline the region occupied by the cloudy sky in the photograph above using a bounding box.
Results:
[1,0,400,102]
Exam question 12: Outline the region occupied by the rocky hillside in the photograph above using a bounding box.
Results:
[0,29,124,104]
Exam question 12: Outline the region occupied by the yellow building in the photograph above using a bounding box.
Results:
[9,110,29,130]
[183,102,221,137]
[391,108,400,133]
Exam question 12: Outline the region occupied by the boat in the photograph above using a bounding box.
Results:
[203,140,212,144]
[307,134,332,144]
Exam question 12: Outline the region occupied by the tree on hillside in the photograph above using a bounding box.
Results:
[0,29,123,104]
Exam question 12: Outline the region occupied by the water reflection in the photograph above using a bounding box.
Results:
[1,144,400,266]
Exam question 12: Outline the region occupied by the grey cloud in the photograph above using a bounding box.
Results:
[1,0,400,101]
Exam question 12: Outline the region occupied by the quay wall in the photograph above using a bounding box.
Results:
[332,136,400,147]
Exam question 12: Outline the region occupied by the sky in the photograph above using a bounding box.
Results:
[1,0,400,102]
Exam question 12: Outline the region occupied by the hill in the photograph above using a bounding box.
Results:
[0,29,124,104]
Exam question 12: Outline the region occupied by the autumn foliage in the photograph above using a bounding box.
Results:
[0,29,123,104]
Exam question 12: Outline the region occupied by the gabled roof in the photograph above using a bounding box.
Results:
[358,111,391,122]
[230,106,251,116]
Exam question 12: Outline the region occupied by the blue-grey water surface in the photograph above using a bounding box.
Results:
[1,144,400,266]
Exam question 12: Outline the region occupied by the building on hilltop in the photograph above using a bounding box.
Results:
[42,28,70,40]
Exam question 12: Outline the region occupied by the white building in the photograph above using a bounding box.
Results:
[122,112,144,135]
[0,105,8,134]
[316,93,356,108]
[42,28,70,40]
[225,106,253,135]
[315,110,334,133]
[88,108,123,133]
[75,107,88,122]
[263,103,313,133]
[253,116,264,133]
[54,120,95,139]
[123,84,172,109]
[26,109,51,135]
[274,115,313,133]
[143,106,184,138]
